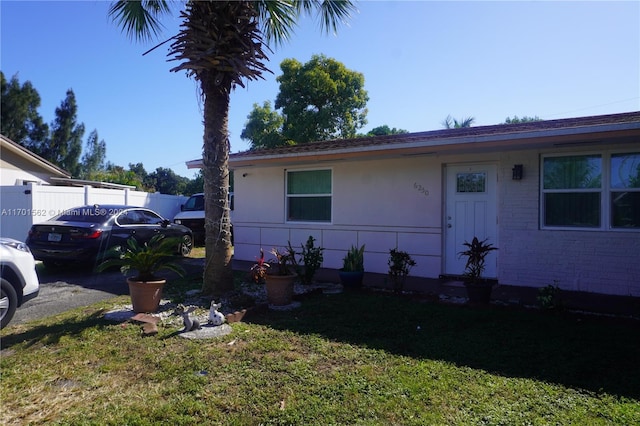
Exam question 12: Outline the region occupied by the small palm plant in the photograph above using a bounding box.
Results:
[97,234,185,282]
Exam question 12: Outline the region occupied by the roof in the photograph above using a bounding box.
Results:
[49,177,136,190]
[1,134,72,178]
[185,112,640,169]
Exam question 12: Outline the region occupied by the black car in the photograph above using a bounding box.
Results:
[26,205,193,268]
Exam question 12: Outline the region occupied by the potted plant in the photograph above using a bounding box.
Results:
[388,248,416,294]
[339,244,365,288]
[458,237,498,304]
[264,246,297,306]
[97,234,185,313]
[290,236,325,285]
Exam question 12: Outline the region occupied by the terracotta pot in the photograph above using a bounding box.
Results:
[265,274,296,306]
[127,278,166,313]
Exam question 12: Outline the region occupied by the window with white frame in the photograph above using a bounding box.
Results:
[286,169,332,222]
[541,152,640,230]
[611,152,640,228]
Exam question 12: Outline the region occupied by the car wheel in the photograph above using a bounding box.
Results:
[180,234,193,257]
[0,278,18,329]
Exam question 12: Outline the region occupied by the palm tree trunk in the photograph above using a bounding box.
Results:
[200,72,234,296]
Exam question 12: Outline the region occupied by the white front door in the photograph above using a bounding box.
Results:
[444,164,498,278]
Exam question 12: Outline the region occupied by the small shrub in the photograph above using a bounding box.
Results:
[388,248,416,294]
[537,281,563,310]
[292,236,325,285]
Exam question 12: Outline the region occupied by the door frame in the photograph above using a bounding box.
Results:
[442,162,499,278]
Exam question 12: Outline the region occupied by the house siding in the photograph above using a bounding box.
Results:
[229,114,640,298]
[233,158,445,282]
[498,147,640,297]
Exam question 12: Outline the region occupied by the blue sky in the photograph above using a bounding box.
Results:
[2,1,639,179]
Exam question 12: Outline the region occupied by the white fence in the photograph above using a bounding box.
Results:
[0,183,187,241]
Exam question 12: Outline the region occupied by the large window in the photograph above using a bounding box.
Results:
[611,153,640,228]
[286,169,332,222]
[541,152,639,230]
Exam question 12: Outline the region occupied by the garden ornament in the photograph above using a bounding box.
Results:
[173,304,201,332]
[208,301,226,326]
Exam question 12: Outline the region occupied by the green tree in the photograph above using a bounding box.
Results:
[184,170,204,195]
[503,115,542,124]
[442,115,475,129]
[128,162,155,190]
[364,125,408,136]
[147,166,189,195]
[93,162,144,188]
[110,0,355,296]
[43,89,85,176]
[275,54,368,143]
[240,101,286,149]
[0,72,49,151]
[80,130,107,179]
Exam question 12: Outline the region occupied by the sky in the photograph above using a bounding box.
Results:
[2,1,639,179]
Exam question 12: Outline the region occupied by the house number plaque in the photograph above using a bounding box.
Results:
[414,182,429,197]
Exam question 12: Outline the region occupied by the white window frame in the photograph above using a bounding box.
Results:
[540,150,640,232]
[285,168,333,224]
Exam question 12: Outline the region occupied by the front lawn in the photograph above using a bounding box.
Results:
[1,288,638,425]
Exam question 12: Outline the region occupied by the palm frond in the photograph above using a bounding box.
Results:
[255,0,297,45]
[309,0,357,35]
[108,0,171,42]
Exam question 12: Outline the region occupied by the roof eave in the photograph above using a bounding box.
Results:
[1,134,72,178]
[229,121,640,168]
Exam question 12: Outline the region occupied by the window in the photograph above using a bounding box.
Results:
[541,152,639,230]
[286,169,332,222]
[457,172,486,193]
[611,153,640,228]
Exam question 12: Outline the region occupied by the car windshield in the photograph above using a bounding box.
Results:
[54,207,112,223]
[183,195,204,211]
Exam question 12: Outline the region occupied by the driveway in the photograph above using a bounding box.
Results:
[11,258,204,326]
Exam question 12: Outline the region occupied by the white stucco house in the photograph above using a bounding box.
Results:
[190,112,640,298]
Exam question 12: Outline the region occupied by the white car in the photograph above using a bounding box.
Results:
[1,238,40,329]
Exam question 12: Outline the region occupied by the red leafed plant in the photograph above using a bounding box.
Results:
[250,249,270,284]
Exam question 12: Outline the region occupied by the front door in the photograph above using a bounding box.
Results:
[444,164,498,278]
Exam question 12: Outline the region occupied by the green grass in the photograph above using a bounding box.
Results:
[1,287,639,425]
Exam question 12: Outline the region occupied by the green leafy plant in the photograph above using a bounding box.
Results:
[97,234,185,281]
[458,237,498,285]
[292,236,325,285]
[342,244,365,272]
[388,248,416,293]
[269,246,297,276]
[537,281,563,310]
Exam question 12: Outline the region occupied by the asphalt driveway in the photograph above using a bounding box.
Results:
[11,258,204,326]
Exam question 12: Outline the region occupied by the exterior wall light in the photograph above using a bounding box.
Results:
[512,164,523,180]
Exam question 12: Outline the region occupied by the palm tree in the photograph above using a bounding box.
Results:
[109,0,356,296]
[442,115,475,129]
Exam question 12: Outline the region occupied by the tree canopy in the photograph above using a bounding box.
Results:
[276,54,368,143]
[240,101,286,149]
[1,72,49,152]
[242,54,369,149]
[363,125,409,136]
[503,115,543,124]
